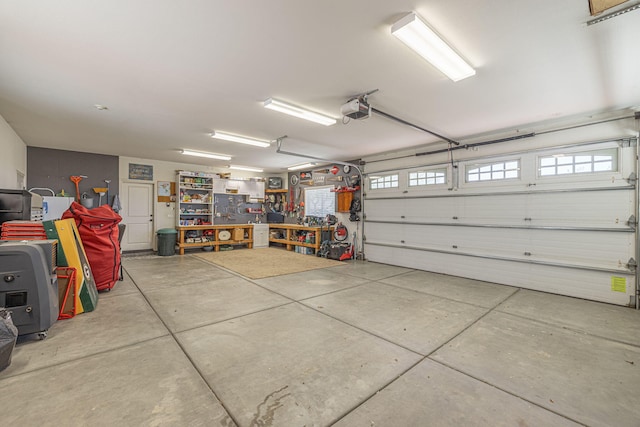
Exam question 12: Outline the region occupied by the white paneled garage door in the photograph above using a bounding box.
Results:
[364,139,638,306]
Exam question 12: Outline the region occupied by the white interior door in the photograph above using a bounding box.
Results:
[121,182,154,251]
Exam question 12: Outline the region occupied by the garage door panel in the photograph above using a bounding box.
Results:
[528,191,633,227]
[364,245,634,306]
[459,194,527,224]
[364,199,402,221]
[402,197,457,222]
[367,224,632,270]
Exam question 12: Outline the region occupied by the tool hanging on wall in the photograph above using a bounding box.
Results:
[104,180,111,205]
[289,188,294,214]
[93,187,107,206]
[70,175,87,202]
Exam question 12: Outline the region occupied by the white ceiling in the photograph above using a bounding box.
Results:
[1,1,639,172]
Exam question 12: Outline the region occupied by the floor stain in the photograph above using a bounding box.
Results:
[250,385,291,427]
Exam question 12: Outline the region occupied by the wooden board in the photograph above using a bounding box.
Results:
[589,0,628,15]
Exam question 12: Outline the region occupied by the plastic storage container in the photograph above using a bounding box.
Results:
[157,228,178,256]
[1,308,18,372]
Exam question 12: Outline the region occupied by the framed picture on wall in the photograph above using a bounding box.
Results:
[129,163,153,180]
[157,181,175,203]
[158,181,171,197]
[267,177,282,189]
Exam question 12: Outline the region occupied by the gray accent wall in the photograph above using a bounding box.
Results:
[27,147,119,204]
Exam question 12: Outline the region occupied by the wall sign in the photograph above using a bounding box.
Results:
[128,163,153,180]
[299,171,313,182]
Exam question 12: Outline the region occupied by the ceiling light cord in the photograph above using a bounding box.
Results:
[370,107,460,145]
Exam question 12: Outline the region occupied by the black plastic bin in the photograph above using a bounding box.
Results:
[157,228,178,256]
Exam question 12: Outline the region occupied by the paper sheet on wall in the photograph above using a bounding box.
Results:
[611,276,626,293]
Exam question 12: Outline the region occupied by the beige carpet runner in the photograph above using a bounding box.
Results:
[194,247,343,279]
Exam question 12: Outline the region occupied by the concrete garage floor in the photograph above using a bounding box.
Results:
[1,253,639,426]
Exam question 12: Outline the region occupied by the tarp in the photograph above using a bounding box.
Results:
[62,202,122,292]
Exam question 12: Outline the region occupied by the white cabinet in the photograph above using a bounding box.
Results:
[252,223,269,248]
[239,180,265,199]
[212,179,226,193]
[252,181,265,199]
[213,178,265,199]
[176,171,215,226]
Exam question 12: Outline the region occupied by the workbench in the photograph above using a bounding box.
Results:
[268,223,333,254]
[176,224,253,255]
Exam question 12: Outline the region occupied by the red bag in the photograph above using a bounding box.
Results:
[62,202,122,291]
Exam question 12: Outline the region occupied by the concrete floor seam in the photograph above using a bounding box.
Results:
[421,287,523,360]
[0,333,171,383]
[170,301,297,335]
[296,299,426,357]
[327,355,430,427]
[425,357,587,426]
[190,253,377,305]
[372,279,520,310]
[340,268,413,282]
[123,267,242,427]
[492,307,640,349]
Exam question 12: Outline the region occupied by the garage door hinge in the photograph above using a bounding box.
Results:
[627,215,637,229]
[524,252,532,256]
[619,139,636,148]
[627,258,637,272]
[626,172,637,184]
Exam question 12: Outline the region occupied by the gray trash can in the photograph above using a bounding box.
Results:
[157,228,178,256]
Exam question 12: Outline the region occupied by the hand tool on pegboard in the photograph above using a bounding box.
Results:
[104,180,111,205]
[70,175,87,202]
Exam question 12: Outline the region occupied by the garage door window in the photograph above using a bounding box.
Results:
[466,160,520,182]
[370,174,399,189]
[409,169,446,186]
[538,148,617,176]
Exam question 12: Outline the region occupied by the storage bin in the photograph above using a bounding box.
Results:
[157,228,177,256]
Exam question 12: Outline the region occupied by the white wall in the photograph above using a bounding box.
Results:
[0,113,27,189]
[119,156,286,242]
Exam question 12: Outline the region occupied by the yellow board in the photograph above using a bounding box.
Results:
[47,219,99,314]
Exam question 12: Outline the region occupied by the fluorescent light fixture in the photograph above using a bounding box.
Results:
[229,165,264,172]
[263,98,336,126]
[391,12,475,82]
[287,162,317,171]
[210,131,271,148]
[180,149,232,161]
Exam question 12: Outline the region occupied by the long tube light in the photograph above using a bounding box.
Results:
[180,149,232,161]
[391,12,475,82]
[211,131,271,148]
[229,165,264,172]
[263,98,336,126]
[287,162,317,171]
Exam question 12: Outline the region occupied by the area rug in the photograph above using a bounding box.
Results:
[194,247,343,279]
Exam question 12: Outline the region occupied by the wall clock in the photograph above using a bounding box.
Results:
[343,165,351,173]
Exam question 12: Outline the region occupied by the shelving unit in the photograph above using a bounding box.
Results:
[176,171,215,227]
[268,224,333,255]
[176,224,254,254]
